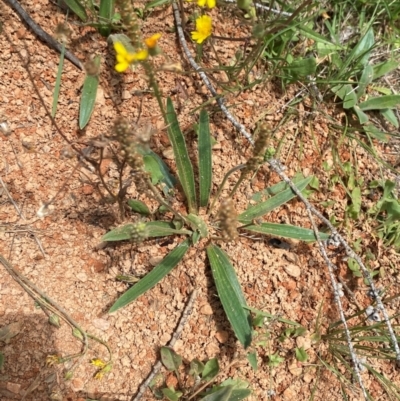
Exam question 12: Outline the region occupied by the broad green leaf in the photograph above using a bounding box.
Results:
[363,124,388,142]
[295,347,308,362]
[202,358,219,381]
[79,55,100,129]
[109,239,190,312]
[98,0,115,37]
[189,359,205,376]
[199,386,232,401]
[51,43,65,117]
[331,84,357,109]
[138,146,177,192]
[241,223,330,242]
[357,64,373,99]
[160,346,182,371]
[162,387,183,401]
[63,0,87,21]
[198,110,212,207]
[206,245,252,348]
[238,177,312,222]
[381,109,399,128]
[359,95,400,111]
[102,221,191,241]
[347,186,362,219]
[347,26,374,67]
[187,214,208,238]
[127,199,151,216]
[372,60,398,80]
[284,57,316,79]
[166,98,197,213]
[353,106,369,124]
[299,25,338,47]
[145,0,171,10]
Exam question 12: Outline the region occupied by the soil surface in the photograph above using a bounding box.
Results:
[1,1,400,401]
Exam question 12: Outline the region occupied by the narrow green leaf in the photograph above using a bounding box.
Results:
[0,352,5,370]
[299,25,339,47]
[102,221,191,242]
[241,223,330,242]
[162,387,182,401]
[127,199,151,216]
[166,98,197,213]
[206,245,252,348]
[98,0,115,36]
[357,64,373,99]
[79,55,100,129]
[160,347,182,371]
[359,95,400,111]
[364,124,388,142]
[109,239,190,312]
[247,352,257,371]
[145,0,171,10]
[63,0,87,21]
[51,43,65,117]
[353,105,369,124]
[331,84,357,109]
[202,358,219,381]
[238,177,312,222]
[346,26,374,67]
[381,108,399,128]
[198,109,212,207]
[372,60,399,80]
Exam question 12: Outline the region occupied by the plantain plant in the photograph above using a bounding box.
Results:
[103,98,330,349]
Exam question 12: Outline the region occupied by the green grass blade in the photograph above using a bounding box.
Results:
[357,64,373,99]
[359,95,400,111]
[98,0,114,36]
[372,60,399,80]
[166,98,197,213]
[145,0,171,10]
[109,239,190,313]
[206,244,252,348]
[238,177,312,223]
[102,221,191,241]
[242,223,330,242]
[63,0,87,21]
[198,109,212,207]
[51,43,65,118]
[381,108,399,128]
[79,55,100,129]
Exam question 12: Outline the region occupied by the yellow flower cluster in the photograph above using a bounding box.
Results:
[114,34,162,73]
[189,0,216,8]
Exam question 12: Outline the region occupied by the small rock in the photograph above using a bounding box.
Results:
[92,318,110,331]
[76,272,88,282]
[149,256,163,266]
[121,90,131,100]
[288,360,302,376]
[283,264,301,278]
[215,330,229,344]
[283,387,296,400]
[71,378,84,391]
[200,304,213,315]
[6,382,21,394]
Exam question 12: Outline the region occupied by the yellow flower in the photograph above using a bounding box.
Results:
[90,358,106,368]
[191,15,212,44]
[145,33,162,49]
[197,0,216,8]
[113,42,149,72]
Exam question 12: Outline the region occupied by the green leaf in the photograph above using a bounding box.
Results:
[284,57,317,79]
[127,199,151,216]
[295,347,308,362]
[0,352,4,370]
[145,0,171,10]
[331,84,357,109]
[347,26,374,67]
[381,109,399,128]
[241,223,330,242]
[98,0,115,36]
[109,239,190,312]
[138,146,177,192]
[187,214,208,238]
[108,34,135,53]
[102,221,191,241]
[353,106,369,124]
[206,245,252,348]
[63,0,87,21]
[51,43,65,117]
[189,359,205,376]
[162,387,183,401]
[198,110,212,207]
[79,56,100,129]
[199,386,232,401]
[166,98,197,213]
[357,64,373,99]
[359,95,400,111]
[372,60,398,80]
[160,346,182,371]
[363,124,388,142]
[238,177,312,223]
[299,25,338,47]
[202,358,219,381]
[247,352,257,371]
